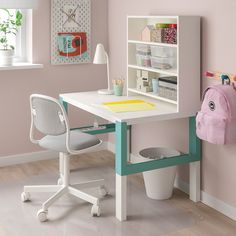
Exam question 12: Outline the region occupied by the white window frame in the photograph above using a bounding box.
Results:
[14,9,32,63]
[0,8,42,70]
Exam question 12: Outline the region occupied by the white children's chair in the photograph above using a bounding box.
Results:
[21,94,108,222]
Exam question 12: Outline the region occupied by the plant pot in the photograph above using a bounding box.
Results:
[0,49,14,66]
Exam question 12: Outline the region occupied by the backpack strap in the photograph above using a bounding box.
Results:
[201,86,213,101]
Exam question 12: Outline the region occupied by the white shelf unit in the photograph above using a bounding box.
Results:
[127,16,201,115]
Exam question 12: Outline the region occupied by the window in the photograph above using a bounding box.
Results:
[15,9,29,63]
[0,1,42,69]
[0,9,30,63]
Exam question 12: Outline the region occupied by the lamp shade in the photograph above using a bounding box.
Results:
[93,44,107,64]
[0,0,38,9]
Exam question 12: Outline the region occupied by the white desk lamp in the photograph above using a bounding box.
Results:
[93,44,114,95]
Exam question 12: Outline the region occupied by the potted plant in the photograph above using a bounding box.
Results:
[0,9,23,66]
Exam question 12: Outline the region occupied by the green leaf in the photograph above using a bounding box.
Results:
[16,20,22,27]
[15,11,23,26]
[16,11,23,19]
[10,45,14,50]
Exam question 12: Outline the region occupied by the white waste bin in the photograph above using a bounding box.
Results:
[133,147,180,200]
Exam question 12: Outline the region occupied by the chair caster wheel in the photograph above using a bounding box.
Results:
[21,192,30,202]
[91,205,101,217]
[99,186,108,197]
[57,178,63,185]
[37,209,48,222]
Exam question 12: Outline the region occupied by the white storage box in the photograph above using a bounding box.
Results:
[150,56,174,69]
[136,54,151,67]
[150,46,174,58]
[136,44,151,56]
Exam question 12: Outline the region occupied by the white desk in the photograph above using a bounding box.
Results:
[60,91,201,221]
[60,91,198,124]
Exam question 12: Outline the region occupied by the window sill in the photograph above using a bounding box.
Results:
[0,63,44,71]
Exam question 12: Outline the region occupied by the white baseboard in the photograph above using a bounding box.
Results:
[201,191,236,221]
[175,177,236,221]
[0,142,109,167]
[174,177,190,195]
[0,150,57,167]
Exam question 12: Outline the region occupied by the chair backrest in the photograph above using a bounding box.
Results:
[30,94,69,136]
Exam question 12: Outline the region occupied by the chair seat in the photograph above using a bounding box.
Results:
[39,130,100,153]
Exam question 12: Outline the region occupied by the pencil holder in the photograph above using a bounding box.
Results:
[114,84,123,96]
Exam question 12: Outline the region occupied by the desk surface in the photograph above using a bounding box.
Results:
[60,91,196,125]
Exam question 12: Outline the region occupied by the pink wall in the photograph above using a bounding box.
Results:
[0,0,108,156]
[108,0,236,208]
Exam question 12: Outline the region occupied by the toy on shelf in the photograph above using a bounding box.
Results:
[136,70,157,92]
[141,24,177,44]
[163,24,177,44]
[141,25,156,42]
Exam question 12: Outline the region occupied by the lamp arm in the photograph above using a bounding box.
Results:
[105,52,110,90]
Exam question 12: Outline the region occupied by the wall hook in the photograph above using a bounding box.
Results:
[221,74,230,85]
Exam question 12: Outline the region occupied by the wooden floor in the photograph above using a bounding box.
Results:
[0,150,236,236]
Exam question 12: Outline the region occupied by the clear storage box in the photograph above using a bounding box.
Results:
[150,56,174,70]
[150,46,174,58]
[136,54,151,67]
[136,44,151,56]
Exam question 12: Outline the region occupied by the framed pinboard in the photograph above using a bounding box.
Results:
[51,0,91,65]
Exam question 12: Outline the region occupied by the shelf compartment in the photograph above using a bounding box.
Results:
[128,88,178,105]
[128,16,178,42]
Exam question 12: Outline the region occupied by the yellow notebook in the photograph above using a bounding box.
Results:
[103,99,155,113]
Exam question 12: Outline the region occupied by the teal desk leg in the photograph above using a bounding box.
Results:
[189,117,201,202]
[115,122,128,221]
[59,96,68,113]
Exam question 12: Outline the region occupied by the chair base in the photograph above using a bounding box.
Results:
[21,153,108,222]
[22,179,108,222]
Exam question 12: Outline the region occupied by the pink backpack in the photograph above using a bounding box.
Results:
[196,84,236,145]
